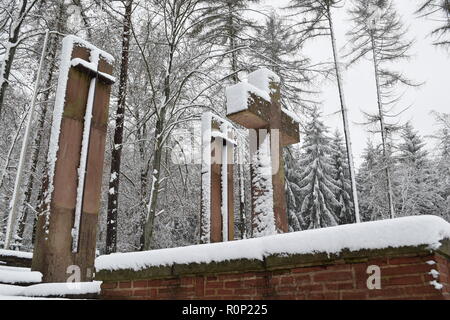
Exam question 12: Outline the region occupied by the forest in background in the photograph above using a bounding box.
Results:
[0,0,448,254]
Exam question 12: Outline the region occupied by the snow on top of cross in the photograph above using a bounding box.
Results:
[247,68,280,94]
[226,82,270,115]
[95,215,450,272]
[65,35,115,63]
[282,108,301,123]
[0,249,32,259]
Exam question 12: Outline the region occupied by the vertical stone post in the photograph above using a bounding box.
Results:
[200,113,235,243]
[32,36,114,283]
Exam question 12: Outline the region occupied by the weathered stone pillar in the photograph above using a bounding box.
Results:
[32,36,114,282]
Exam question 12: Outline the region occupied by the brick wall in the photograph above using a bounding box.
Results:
[98,248,450,300]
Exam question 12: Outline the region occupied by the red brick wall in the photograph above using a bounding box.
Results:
[100,253,450,300]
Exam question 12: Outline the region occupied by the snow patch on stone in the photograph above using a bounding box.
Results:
[226,82,270,115]
[430,280,443,290]
[0,249,32,259]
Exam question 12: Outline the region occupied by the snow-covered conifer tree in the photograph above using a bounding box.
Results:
[297,108,339,229]
[357,140,389,221]
[395,122,443,217]
[286,0,361,222]
[330,130,354,225]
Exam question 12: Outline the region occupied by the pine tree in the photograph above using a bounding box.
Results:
[297,108,340,229]
[285,146,304,231]
[330,130,354,225]
[398,122,428,168]
[346,0,417,219]
[195,0,260,83]
[416,0,450,47]
[395,122,443,216]
[431,112,450,221]
[357,140,389,221]
[249,11,316,111]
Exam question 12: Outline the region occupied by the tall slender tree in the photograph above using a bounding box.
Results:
[105,0,133,255]
[138,0,220,250]
[346,0,417,219]
[287,0,361,223]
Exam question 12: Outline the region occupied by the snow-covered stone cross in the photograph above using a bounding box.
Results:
[32,35,115,283]
[200,112,236,243]
[226,68,299,236]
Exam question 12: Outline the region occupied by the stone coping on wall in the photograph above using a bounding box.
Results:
[95,216,450,282]
[0,249,33,268]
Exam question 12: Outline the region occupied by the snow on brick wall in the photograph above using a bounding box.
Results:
[99,248,450,300]
[96,215,450,272]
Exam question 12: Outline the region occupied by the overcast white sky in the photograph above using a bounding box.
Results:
[255,0,449,167]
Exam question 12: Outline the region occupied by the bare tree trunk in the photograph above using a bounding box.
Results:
[328,9,361,224]
[227,2,239,84]
[0,0,37,116]
[105,0,133,254]
[143,116,165,250]
[0,111,28,238]
[15,34,59,243]
[370,36,396,219]
[226,1,247,237]
[143,40,174,250]
[137,116,148,250]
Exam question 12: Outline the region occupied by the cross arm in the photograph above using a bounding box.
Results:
[71,58,116,85]
[226,82,299,146]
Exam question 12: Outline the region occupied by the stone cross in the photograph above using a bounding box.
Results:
[226,68,299,236]
[200,112,235,243]
[32,36,115,283]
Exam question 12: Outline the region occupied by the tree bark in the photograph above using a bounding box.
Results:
[105,0,133,254]
[370,35,396,219]
[226,1,246,238]
[328,8,361,223]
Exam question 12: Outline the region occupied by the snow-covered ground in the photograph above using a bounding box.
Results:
[0,280,101,299]
[0,263,100,299]
[96,215,450,272]
[0,268,42,284]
